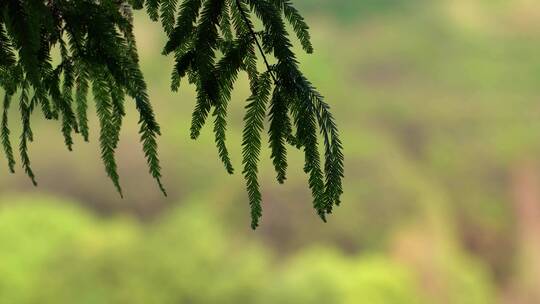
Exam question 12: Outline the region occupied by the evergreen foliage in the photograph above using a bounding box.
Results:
[0,0,343,228]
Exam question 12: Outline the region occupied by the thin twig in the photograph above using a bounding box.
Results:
[234,0,277,83]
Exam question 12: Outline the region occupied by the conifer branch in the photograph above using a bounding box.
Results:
[1,92,15,173]
[0,0,344,228]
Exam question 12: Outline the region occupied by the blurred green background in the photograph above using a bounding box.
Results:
[2,0,540,303]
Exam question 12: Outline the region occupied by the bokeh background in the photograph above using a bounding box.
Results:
[2,0,540,303]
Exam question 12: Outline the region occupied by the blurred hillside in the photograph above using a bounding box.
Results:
[2,0,540,303]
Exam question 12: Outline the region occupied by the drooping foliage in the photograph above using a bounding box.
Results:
[0,0,343,228]
[0,0,165,196]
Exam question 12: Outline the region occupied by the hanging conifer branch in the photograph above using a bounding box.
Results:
[0,0,343,228]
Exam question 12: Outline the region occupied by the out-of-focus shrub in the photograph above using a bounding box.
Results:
[117,202,270,304]
[262,249,426,304]
[0,197,269,304]
[0,196,104,303]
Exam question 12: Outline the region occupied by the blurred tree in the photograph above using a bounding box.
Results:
[0,0,343,228]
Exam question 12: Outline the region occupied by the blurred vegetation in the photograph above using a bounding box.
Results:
[0,197,496,304]
[2,0,540,303]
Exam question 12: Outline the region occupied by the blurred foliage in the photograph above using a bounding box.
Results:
[0,197,496,303]
[294,0,423,20]
[262,250,426,304]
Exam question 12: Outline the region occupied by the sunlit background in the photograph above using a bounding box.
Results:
[2,0,540,303]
